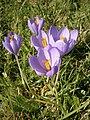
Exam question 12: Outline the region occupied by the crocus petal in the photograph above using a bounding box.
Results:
[2,41,14,54]
[29,56,46,74]
[65,40,76,54]
[44,44,52,51]
[31,36,40,47]
[48,26,58,41]
[36,71,46,76]
[17,35,22,48]
[58,27,69,41]
[48,35,56,46]
[32,23,38,35]
[10,39,19,55]
[28,19,35,34]
[46,66,58,77]
[37,49,50,69]
[49,47,60,67]
[70,29,78,41]
[4,37,10,43]
[55,40,68,56]
[14,34,22,48]
[38,18,44,32]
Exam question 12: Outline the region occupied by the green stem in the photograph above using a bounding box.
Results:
[15,55,25,85]
[15,55,37,97]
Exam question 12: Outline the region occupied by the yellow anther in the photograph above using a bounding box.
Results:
[9,35,14,42]
[34,16,39,25]
[60,35,66,41]
[42,59,51,70]
[42,38,47,48]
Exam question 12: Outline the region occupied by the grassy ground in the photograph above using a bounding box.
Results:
[0,0,90,119]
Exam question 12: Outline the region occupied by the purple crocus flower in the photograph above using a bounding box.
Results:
[48,26,78,56]
[29,47,61,76]
[2,32,22,55]
[31,30,50,50]
[28,16,44,35]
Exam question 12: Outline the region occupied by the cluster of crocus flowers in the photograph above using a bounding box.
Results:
[2,16,78,77]
[28,16,78,76]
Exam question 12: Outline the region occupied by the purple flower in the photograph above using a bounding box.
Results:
[29,47,61,76]
[2,32,22,55]
[28,16,44,35]
[48,26,78,56]
[31,30,50,50]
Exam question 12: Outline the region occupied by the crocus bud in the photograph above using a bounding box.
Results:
[2,32,22,55]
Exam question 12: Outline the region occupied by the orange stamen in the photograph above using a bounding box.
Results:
[42,59,51,70]
[60,35,66,41]
[9,35,14,42]
[34,17,39,25]
[42,38,47,48]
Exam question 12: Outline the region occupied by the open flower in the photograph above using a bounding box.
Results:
[31,30,50,50]
[29,47,61,76]
[28,16,44,35]
[2,32,22,55]
[48,26,78,56]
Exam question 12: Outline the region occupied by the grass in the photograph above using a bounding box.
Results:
[0,0,90,119]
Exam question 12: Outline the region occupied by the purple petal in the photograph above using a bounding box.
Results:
[44,44,52,51]
[65,40,75,54]
[48,35,56,46]
[14,34,22,48]
[55,40,68,56]
[36,71,46,76]
[32,23,38,35]
[29,56,46,74]
[10,39,19,55]
[28,19,35,34]
[38,18,44,32]
[46,66,58,76]
[58,27,69,41]
[49,47,60,67]
[48,26,58,41]
[70,29,78,41]
[2,41,14,54]
[31,36,40,48]
[37,49,50,69]
[4,37,10,43]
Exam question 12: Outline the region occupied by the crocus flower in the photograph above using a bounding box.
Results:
[2,32,22,55]
[29,47,61,76]
[31,30,50,50]
[28,16,44,35]
[48,26,78,56]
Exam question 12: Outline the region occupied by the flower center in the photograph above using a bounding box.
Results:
[42,38,47,48]
[9,35,14,42]
[60,35,66,41]
[34,17,39,25]
[42,59,51,70]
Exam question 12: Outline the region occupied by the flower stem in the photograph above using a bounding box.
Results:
[15,55,37,97]
[15,55,25,85]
